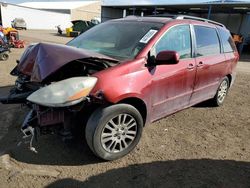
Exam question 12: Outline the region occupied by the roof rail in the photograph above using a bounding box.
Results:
[125,15,138,18]
[149,14,177,19]
[148,14,225,28]
[175,15,225,28]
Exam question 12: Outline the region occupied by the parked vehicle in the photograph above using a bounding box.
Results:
[11,18,27,30]
[6,30,25,48]
[0,15,239,160]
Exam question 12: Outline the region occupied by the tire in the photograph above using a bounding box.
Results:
[85,104,143,161]
[0,53,9,61]
[210,77,229,106]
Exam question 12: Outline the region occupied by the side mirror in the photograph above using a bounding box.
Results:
[155,50,180,65]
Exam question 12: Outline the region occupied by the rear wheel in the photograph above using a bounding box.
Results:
[211,77,229,106]
[85,104,143,160]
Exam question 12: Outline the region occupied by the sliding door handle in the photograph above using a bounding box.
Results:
[197,61,204,67]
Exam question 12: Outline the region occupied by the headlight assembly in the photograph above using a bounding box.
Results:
[27,77,97,107]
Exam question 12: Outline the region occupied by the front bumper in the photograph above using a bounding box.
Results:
[0,91,32,104]
[35,105,65,126]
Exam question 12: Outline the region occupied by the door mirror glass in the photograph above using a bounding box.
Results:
[155,50,180,65]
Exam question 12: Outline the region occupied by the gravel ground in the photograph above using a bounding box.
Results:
[0,30,249,188]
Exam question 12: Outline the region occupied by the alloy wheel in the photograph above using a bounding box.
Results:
[101,113,137,153]
[217,80,228,104]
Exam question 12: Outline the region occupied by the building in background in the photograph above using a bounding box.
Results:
[0,2,71,30]
[0,1,100,30]
[101,0,250,55]
[19,1,101,21]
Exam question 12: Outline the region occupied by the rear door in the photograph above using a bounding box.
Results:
[190,25,227,104]
[150,24,196,121]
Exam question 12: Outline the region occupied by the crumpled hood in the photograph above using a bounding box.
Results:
[17,42,115,82]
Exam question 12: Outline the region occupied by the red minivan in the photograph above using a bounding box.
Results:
[0,15,239,160]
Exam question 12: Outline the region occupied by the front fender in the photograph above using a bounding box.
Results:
[91,58,152,119]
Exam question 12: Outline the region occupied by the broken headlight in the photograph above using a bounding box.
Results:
[27,77,97,107]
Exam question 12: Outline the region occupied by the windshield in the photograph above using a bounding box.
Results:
[67,21,163,61]
[16,18,25,23]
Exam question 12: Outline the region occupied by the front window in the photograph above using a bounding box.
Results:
[151,24,192,59]
[67,21,163,61]
[16,19,25,23]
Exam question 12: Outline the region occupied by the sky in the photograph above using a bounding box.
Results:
[5,0,94,4]
[4,0,250,5]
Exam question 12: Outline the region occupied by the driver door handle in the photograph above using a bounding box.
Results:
[187,63,195,70]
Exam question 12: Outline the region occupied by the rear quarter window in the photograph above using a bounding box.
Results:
[194,25,220,56]
[218,28,237,53]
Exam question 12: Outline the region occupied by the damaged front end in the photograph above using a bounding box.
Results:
[1,43,116,104]
[0,42,117,152]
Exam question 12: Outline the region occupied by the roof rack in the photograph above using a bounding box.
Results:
[148,14,225,28]
[175,15,225,28]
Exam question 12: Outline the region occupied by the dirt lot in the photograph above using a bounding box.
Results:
[0,30,249,188]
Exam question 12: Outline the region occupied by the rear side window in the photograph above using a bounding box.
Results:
[194,26,220,56]
[218,28,237,53]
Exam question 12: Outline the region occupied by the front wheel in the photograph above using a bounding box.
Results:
[85,104,143,161]
[211,77,230,106]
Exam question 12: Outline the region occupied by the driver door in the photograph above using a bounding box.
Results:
[150,24,196,121]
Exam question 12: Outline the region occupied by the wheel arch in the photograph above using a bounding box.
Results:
[117,97,147,126]
[226,74,232,86]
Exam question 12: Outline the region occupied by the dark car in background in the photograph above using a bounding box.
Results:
[0,15,239,161]
[11,18,27,30]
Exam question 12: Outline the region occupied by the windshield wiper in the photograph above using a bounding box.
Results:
[75,57,119,69]
[88,57,119,67]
